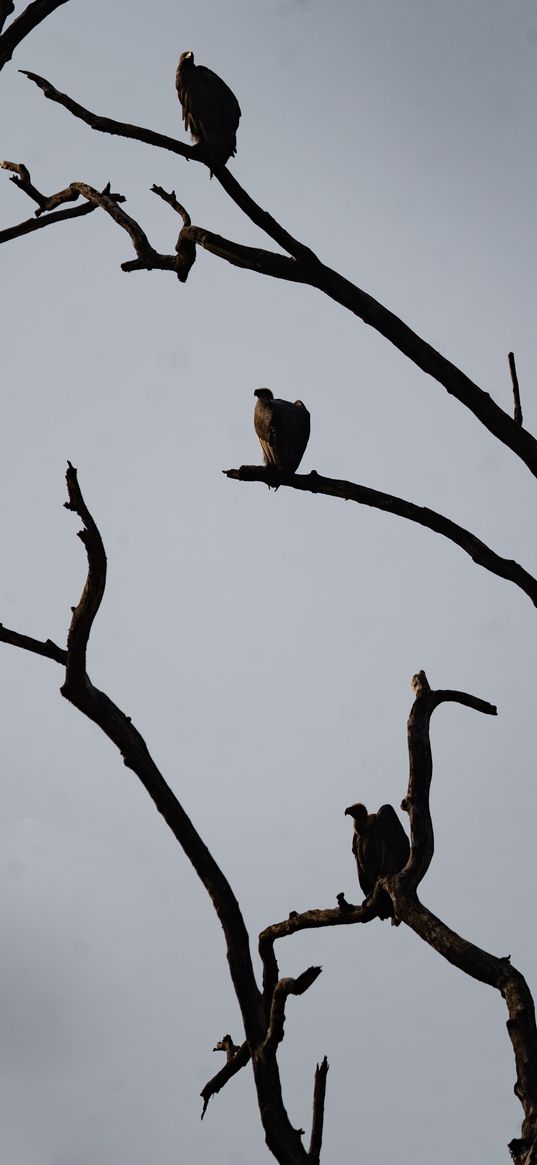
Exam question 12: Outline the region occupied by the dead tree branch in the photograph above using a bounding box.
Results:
[18,69,537,475]
[309,1057,329,1165]
[0,163,128,244]
[509,352,523,427]
[258,670,536,1163]
[262,967,322,1057]
[200,1039,251,1120]
[0,465,321,1165]
[0,0,69,69]
[224,466,537,608]
[1,166,194,278]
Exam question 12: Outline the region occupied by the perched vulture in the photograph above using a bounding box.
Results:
[176,51,241,167]
[344,802,410,921]
[254,388,311,476]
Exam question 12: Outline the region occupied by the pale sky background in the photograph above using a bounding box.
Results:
[1,1,537,1162]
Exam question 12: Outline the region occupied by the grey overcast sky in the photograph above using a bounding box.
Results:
[1,1,537,1162]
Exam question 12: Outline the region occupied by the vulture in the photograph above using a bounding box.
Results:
[344,802,410,921]
[176,50,241,167]
[254,388,311,476]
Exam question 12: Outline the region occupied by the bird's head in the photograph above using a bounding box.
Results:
[344,803,369,833]
[179,50,194,65]
[254,388,274,401]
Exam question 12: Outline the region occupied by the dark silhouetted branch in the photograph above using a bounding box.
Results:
[0,0,69,68]
[0,623,66,664]
[0,164,128,245]
[200,1039,251,1120]
[62,462,107,683]
[1,465,316,1165]
[0,2,15,37]
[224,466,537,608]
[398,670,497,888]
[392,672,536,1165]
[259,899,379,1016]
[308,1057,329,1165]
[20,69,196,159]
[20,71,317,263]
[262,967,322,1057]
[509,352,523,427]
[18,70,537,473]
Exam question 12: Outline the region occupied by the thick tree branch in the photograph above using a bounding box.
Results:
[308,1057,329,1165]
[224,466,537,608]
[0,0,69,68]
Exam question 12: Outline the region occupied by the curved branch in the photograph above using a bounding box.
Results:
[0,0,69,69]
[399,670,497,887]
[399,886,537,1164]
[2,466,315,1165]
[262,967,322,1057]
[224,466,537,608]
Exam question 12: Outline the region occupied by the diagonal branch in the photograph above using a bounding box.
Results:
[224,466,537,608]
[14,72,537,474]
[1,465,314,1165]
[200,1039,251,1120]
[0,623,66,664]
[20,70,316,262]
[0,2,15,37]
[0,0,69,69]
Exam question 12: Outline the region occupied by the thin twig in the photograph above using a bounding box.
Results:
[509,352,523,426]
[224,466,537,608]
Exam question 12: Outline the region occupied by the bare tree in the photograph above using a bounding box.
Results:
[1,18,537,1165]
